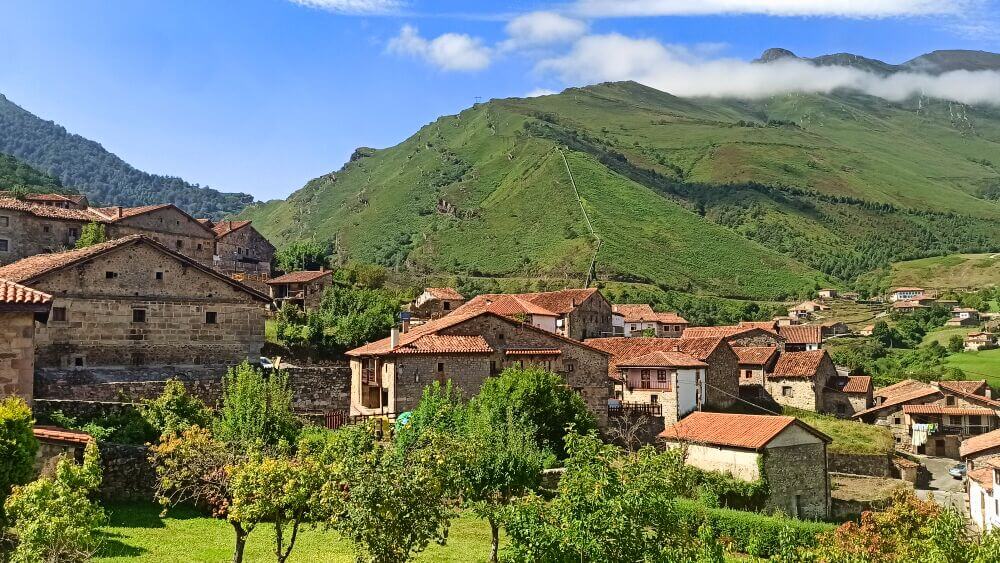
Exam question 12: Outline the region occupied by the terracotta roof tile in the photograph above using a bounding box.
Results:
[520,288,601,314]
[840,376,872,394]
[211,220,252,237]
[393,335,493,355]
[425,287,464,300]
[33,425,91,446]
[0,235,145,283]
[584,336,725,379]
[0,197,97,221]
[892,287,924,292]
[968,468,994,492]
[778,325,823,345]
[853,380,941,419]
[0,278,51,305]
[613,304,688,324]
[683,324,780,340]
[455,294,557,317]
[734,346,778,366]
[937,380,989,397]
[674,337,727,361]
[618,350,707,369]
[961,428,1000,458]
[659,412,830,450]
[770,350,829,379]
[902,405,995,416]
[266,270,332,285]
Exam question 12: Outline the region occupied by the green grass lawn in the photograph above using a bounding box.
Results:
[96,503,499,563]
[921,326,975,347]
[784,408,894,455]
[944,348,1000,387]
[889,253,1000,291]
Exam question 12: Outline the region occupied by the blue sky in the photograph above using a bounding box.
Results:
[1,0,998,200]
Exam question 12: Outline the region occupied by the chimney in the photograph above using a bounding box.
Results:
[987,388,993,399]
[114,206,123,219]
[390,327,400,349]
[401,319,410,334]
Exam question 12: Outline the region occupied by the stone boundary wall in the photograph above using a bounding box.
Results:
[99,443,156,502]
[34,364,351,412]
[827,452,894,478]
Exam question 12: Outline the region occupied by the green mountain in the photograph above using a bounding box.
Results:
[0,152,66,193]
[0,94,254,218]
[239,57,1000,301]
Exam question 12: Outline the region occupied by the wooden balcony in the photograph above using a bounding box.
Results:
[361,368,381,386]
[608,402,663,417]
[627,380,672,391]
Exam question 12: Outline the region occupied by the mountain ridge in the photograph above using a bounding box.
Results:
[755,47,1000,75]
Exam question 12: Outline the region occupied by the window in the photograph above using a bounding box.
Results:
[51,307,67,322]
[196,243,203,250]
[893,417,902,425]
[640,369,651,387]
[744,369,753,379]
[106,271,118,279]
[566,362,575,373]
[970,415,982,426]
[650,394,659,404]
[443,302,451,311]
[0,239,7,252]
[43,225,50,233]
[782,386,793,397]
[73,356,85,367]
[837,403,846,415]
[155,271,163,280]
[132,309,147,323]
[946,395,956,406]
[0,216,7,227]
[68,227,79,238]
[176,240,183,249]
[657,369,667,383]
[205,311,218,324]
[437,362,444,372]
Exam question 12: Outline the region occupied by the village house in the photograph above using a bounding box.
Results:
[265,270,334,310]
[612,351,708,426]
[788,300,828,320]
[779,325,823,352]
[0,278,51,402]
[946,307,981,327]
[454,288,613,340]
[968,459,1000,532]
[820,321,850,338]
[860,324,875,336]
[3,192,89,209]
[765,350,836,412]
[734,346,778,398]
[965,332,998,351]
[0,235,269,371]
[345,309,611,427]
[611,304,689,338]
[586,336,740,413]
[659,412,832,519]
[409,287,466,321]
[773,316,798,327]
[823,375,873,418]
[0,198,216,266]
[961,429,1000,469]
[817,288,838,299]
[892,300,930,314]
[682,323,785,350]
[889,287,925,302]
[854,380,1000,458]
[202,220,275,278]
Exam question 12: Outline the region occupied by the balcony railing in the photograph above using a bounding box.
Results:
[628,380,672,390]
[608,402,663,417]
[361,368,381,386]
[276,290,306,300]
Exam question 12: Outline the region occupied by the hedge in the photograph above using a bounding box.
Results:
[673,499,835,558]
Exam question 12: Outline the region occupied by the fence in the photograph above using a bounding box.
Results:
[608,402,662,417]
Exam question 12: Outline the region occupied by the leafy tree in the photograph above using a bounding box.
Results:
[472,367,596,459]
[216,362,300,450]
[274,285,400,353]
[276,240,329,272]
[8,184,29,200]
[947,334,965,354]
[335,262,388,289]
[74,221,106,249]
[4,442,105,563]
[871,320,894,348]
[141,379,213,438]
[0,397,39,522]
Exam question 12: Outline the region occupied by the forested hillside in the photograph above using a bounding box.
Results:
[0,152,66,193]
[241,78,1000,300]
[0,94,254,218]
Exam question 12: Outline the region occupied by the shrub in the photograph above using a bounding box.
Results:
[0,397,38,521]
[43,408,157,445]
[216,362,300,450]
[673,499,833,558]
[141,379,213,438]
[74,221,106,249]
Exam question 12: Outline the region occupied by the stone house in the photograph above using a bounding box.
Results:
[0,199,216,266]
[966,332,998,352]
[454,288,613,340]
[449,293,559,333]
[0,234,269,371]
[682,324,785,350]
[823,375,873,418]
[585,336,740,412]
[889,287,924,302]
[410,287,466,321]
[204,220,275,278]
[961,429,1000,469]
[345,309,611,427]
[612,351,708,426]
[659,412,832,519]
[968,460,1000,532]
[820,321,850,338]
[20,193,89,209]
[734,346,778,396]
[32,426,91,474]
[0,278,51,402]
[778,325,822,352]
[818,289,838,299]
[765,350,836,412]
[265,270,334,310]
[611,304,688,338]
[893,300,929,314]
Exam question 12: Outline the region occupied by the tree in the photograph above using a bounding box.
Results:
[275,240,329,272]
[472,367,597,459]
[0,397,39,523]
[4,442,105,563]
[141,379,213,438]
[871,320,895,348]
[74,221,106,249]
[947,334,965,354]
[216,362,300,450]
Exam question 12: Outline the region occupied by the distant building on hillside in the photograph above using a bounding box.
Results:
[611,304,688,338]
[818,289,838,299]
[889,287,925,302]
[410,287,466,321]
[966,332,998,352]
[946,308,980,327]
[265,270,333,311]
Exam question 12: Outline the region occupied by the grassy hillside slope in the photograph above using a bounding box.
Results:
[889,253,1000,290]
[242,82,1000,299]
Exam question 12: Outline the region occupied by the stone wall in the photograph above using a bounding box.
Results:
[828,452,894,478]
[763,442,830,519]
[0,208,87,264]
[767,378,818,411]
[214,224,274,277]
[98,443,156,502]
[106,206,215,266]
[705,344,738,409]
[0,311,35,402]
[566,293,613,340]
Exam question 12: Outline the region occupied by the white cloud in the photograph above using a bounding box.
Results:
[537,33,1000,105]
[574,0,967,18]
[289,0,401,14]
[387,25,492,71]
[502,12,588,50]
[525,88,559,97]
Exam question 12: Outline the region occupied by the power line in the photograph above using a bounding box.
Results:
[558,147,602,288]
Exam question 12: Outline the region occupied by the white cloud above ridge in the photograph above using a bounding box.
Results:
[388,25,493,71]
[537,33,1000,105]
[289,0,402,14]
[573,0,968,18]
[502,12,588,50]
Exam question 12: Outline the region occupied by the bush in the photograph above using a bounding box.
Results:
[141,380,213,438]
[673,499,833,558]
[216,362,300,450]
[43,408,157,445]
[0,397,38,521]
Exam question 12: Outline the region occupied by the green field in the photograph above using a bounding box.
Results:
[944,348,1000,387]
[921,326,977,347]
[96,503,499,563]
[889,254,1000,291]
[784,408,894,455]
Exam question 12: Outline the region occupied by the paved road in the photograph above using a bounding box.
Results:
[913,455,966,514]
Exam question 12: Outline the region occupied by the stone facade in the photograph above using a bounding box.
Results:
[211,222,275,277]
[699,342,739,410]
[823,389,872,418]
[0,207,88,265]
[103,206,215,266]
[0,312,37,402]
[767,377,821,411]
[350,313,611,427]
[562,290,613,340]
[268,272,333,311]
[761,428,831,519]
[411,289,466,321]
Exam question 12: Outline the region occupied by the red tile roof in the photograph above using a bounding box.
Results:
[613,304,688,324]
[584,336,725,379]
[505,348,562,356]
[211,220,252,237]
[840,376,873,394]
[968,468,994,492]
[960,428,1000,458]
[778,325,823,345]
[0,278,51,305]
[770,350,828,379]
[393,334,493,355]
[456,294,557,317]
[734,346,778,366]
[674,337,727,361]
[266,270,333,285]
[0,197,96,221]
[659,412,830,450]
[520,288,601,314]
[853,380,941,419]
[33,425,91,446]
[618,350,707,369]
[683,323,781,341]
[892,287,924,292]
[937,380,989,397]
[902,405,996,416]
[425,287,464,301]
